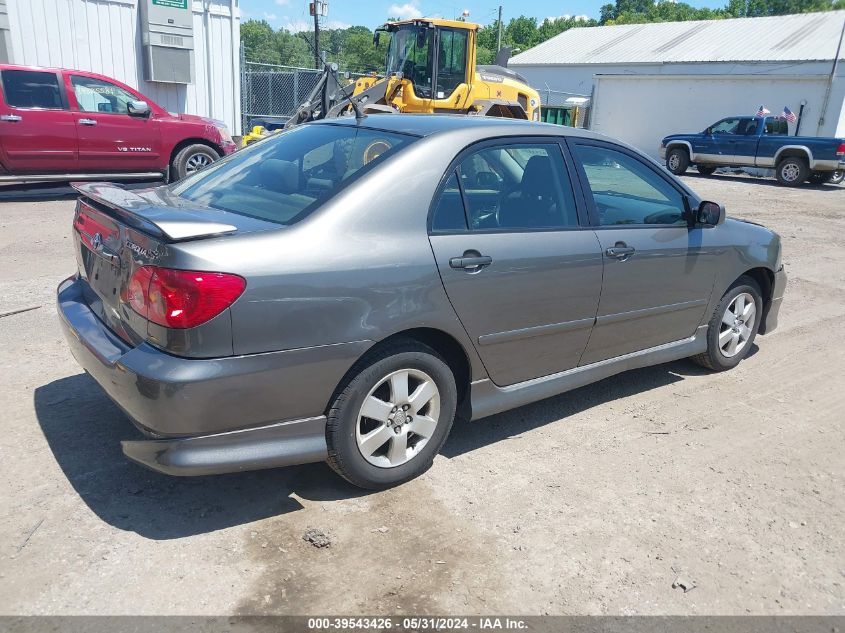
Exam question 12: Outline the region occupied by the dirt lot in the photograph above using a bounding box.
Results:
[1,174,843,616]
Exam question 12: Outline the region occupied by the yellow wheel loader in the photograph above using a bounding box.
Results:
[243,18,541,146]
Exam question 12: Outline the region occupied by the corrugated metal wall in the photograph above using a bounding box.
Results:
[4,0,241,133]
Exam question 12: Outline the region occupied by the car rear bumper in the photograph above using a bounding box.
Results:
[57,275,371,475]
[760,265,787,335]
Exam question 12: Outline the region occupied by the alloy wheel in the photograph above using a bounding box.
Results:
[668,154,680,171]
[185,153,213,173]
[355,368,441,468]
[719,292,756,358]
[780,162,801,183]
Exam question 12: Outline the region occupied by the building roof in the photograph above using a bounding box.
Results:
[510,11,845,66]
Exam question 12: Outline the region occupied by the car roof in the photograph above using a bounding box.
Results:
[316,113,606,141]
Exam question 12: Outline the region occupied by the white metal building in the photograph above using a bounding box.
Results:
[0,0,242,133]
[511,12,845,157]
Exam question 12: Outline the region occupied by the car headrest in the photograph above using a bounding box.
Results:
[260,159,299,194]
[521,155,555,199]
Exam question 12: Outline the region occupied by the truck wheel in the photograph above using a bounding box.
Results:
[697,165,717,176]
[171,144,220,181]
[829,170,844,185]
[775,156,808,187]
[666,148,689,175]
[325,340,457,490]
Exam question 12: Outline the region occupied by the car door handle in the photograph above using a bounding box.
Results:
[79,118,97,126]
[0,114,22,122]
[605,244,636,260]
[449,255,492,270]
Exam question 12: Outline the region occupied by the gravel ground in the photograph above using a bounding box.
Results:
[1,174,843,616]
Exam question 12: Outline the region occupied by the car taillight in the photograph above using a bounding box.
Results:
[124,266,246,329]
[837,143,845,156]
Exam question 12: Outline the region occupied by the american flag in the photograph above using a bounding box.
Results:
[756,105,771,118]
[782,106,797,123]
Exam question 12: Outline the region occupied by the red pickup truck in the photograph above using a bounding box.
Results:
[0,64,237,184]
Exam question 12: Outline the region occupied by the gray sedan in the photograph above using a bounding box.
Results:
[57,115,786,489]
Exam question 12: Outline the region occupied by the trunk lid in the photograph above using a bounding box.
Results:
[71,182,277,344]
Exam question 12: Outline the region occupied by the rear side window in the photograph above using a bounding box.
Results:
[436,143,579,231]
[431,172,467,231]
[574,144,687,226]
[1,70,65,109]
[173,124,417,225]
[765,117,788,135]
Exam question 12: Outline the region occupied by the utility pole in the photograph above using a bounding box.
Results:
[311,1,321,69]
[496,5,503,53]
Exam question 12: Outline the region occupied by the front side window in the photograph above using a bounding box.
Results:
[710,118,741,135]
[71,76,138,114]
[385,26,433,99]
[574,144,687,226]
[1,70,64,109]
[174,124,417,225]
[432,143,578,231]
[437,28,467,98]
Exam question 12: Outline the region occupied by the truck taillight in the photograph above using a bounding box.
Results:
[124,266,246,329]
[837,143,845,156]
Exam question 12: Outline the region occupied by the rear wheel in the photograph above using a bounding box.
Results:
[171,144,220,181]
[326,341,457,489]
[691,276,762,372]
[807,171,834,185]
[666,147,690,175]
[775,156,808,187]
[697,165,717,176]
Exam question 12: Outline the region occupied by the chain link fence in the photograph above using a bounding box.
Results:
[241,60,377,133]
[240,59,593,133]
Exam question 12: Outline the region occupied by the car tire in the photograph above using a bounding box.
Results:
[691,276,763,372]
[697,165,717,176]
[666,147,690,175]
[325,340,458,490]
[775,156,808,187]
[829,170,844,185]
[171,144,220,181]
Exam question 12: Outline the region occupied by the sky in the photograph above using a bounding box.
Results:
[241,0,727,32]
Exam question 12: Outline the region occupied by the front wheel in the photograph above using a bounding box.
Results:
[829,169,844,185]
[666,148,690,175]
[171,144,220,181]
[775,156,808,187]
[691,276,762,372]
[326,341,457,489]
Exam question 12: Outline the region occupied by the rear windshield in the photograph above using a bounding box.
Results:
[173,124,418,225]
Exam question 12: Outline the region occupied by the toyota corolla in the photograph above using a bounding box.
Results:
[57,115,786,489]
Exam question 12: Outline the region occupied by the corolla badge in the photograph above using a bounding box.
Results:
[126,240,157,259]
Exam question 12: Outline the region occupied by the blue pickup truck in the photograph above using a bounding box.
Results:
[659,116,845,186]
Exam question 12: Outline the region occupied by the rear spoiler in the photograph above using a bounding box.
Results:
[72,182,237,242]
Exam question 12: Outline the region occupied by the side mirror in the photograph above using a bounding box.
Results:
[697,200,725,226]
[127,100,150,117]
[373,31,380,47]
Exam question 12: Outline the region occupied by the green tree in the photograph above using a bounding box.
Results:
[241,20,282,64]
